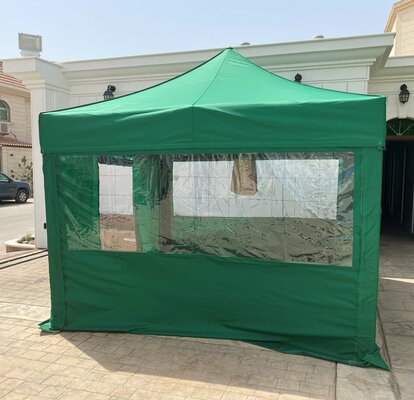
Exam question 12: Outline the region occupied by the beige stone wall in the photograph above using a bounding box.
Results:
[399,5,414,55]
[0,146,32,178]
[386,1,414,56]
[0,91,31,144]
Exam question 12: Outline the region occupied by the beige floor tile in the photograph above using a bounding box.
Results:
[275,379,300,392]
[246,396,278,400]
[43,363,67,375]
[55,355,83,366]
[393,370,414,399]
[38,385,66,398]
[65,379,88,391]
[142,380,177,393]
[253,387,281,399]
[226,385,258,396]
[109,384,137,398]
[25,371,52,384]
[85,380,119,395]
[101,372,129,385]
[41,374,73,387]
[58,389,92,400]
[159,394,187,400]
[279,394,311,400]
[129,388,164,400]
[1,239,410,400]
[58,366,88,378]
[4,368,33,380]
[14,381,46,395]
[172,383,198,396]
[299,382,330,397]
[192,387,225,400]
[0,378,24,391]
[1,392,30,400]
[84,394,111,400]
[286,363,314,374]
[222,391,249,400]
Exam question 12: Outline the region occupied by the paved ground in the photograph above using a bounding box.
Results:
[0,235,412,400]
[0,199,34,253]
[378,234,414,400]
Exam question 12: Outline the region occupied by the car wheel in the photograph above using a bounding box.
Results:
[16,190,28,203]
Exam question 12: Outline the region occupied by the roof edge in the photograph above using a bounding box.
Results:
[58,33,395,67]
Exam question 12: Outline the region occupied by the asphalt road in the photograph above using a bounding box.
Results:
[0,199,34,253]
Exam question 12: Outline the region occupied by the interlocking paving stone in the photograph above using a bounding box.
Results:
[0,241,410,400]
[378,235,414,400]
[0,303,49,322]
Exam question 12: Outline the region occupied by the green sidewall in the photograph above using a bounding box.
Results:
[42,147,386,369]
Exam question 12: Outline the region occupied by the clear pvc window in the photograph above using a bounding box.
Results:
[58,152,354,266]
[98,157,136,251]
[173,158,339,219]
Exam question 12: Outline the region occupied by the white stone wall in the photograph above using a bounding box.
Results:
[369,77,414,121]
[24,97,31,143]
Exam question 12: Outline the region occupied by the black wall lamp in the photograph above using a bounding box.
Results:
[294,73,302,83]
[103,85,116,100]
[399,84,410,104]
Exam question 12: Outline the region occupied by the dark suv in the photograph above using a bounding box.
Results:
[0,172,30,203]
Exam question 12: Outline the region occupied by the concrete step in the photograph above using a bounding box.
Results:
[0,249,48,270]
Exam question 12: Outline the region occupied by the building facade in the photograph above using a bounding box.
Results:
[0,62,32,178]
[2,1,414,248]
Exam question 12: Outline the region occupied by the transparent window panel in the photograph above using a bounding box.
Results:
[60,152,354,266]
[173,157,340,220]
[98,158,136,252]
[170,153,353,266]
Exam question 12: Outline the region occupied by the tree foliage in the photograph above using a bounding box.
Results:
[11,156,33,193]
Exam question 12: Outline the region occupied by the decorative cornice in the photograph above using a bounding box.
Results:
[2,57,68,91]
[371,55,414,80]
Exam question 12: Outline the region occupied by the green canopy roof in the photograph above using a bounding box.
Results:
[40,48,385,154]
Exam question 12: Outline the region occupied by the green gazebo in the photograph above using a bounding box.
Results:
[39,48,387,368]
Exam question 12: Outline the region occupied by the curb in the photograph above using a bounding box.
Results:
[0,249,48,270]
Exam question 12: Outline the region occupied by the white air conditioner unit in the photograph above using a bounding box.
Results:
[0,123,10,135]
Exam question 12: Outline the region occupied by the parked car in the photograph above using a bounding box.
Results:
[0,172,30,203]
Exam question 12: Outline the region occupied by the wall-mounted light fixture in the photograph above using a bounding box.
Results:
[399,84,410,104]
[294,73,302,83]
[103,85,116,100]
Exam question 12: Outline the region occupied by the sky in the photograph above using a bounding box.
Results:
[1,0,395,62]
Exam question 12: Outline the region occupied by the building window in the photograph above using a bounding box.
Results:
[386,118,414,137]
[0,100,10,122]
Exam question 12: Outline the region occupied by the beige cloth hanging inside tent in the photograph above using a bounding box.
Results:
[231,153,258,195]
